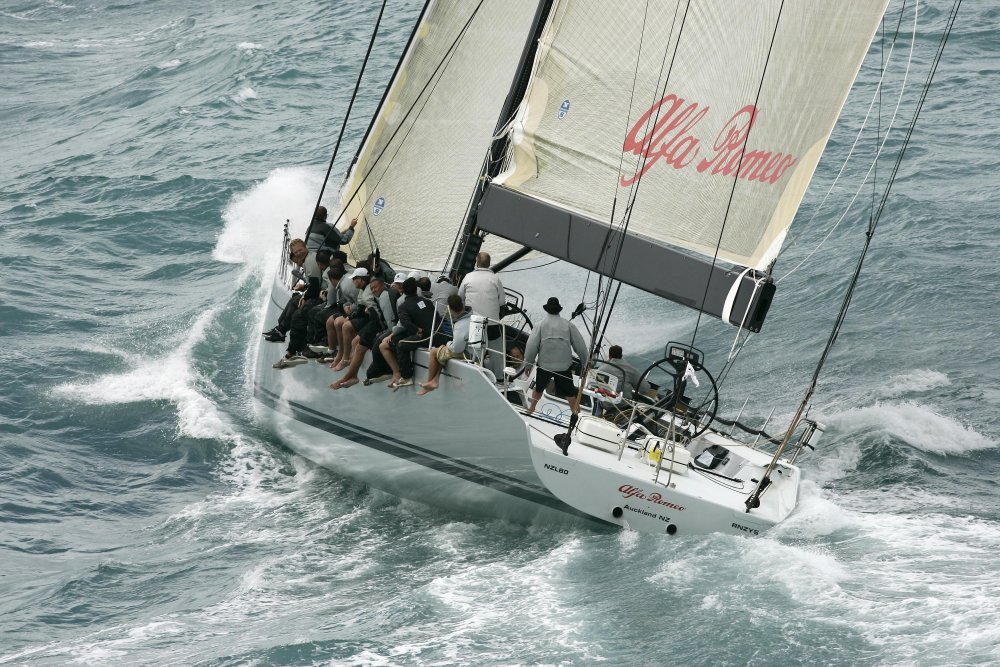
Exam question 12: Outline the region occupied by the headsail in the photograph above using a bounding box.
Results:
[336,0,540,271]
[478,0,890,328]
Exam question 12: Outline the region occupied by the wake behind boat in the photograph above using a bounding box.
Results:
[253,0,958,535]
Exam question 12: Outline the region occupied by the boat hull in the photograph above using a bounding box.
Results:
[252,276,607,527]
[526,420,800,536]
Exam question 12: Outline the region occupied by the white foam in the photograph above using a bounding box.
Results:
[830,401,995,455]
[237,42,262,53]
[157,58,182,70]
[776,479,858,538]
[52,309,231,441]
[213,166,323,274]
[232,85,257,102]
[877,368,951,398]
[803,438,863,486]
[422,536,601,658]
[70,646,127,664]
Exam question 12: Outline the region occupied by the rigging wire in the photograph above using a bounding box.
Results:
[686,1,786,352]
[499,258,561,273]
[319,2,487,247]
[589,1,689,358]
[583,1,668,351]
[717,3,904,389]
[872,13,886,232]
[776,0,916,285]
[746,0,964,512]
[303,0,388,246]
[776,0,908,263]
[353,34,468,263]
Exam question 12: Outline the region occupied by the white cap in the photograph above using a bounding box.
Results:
[407,270,421,280]
[351,267,369,279]
[393,272,407,284]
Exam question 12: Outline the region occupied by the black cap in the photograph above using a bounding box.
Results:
[543,297,563,314]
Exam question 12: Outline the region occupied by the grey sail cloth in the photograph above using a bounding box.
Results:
[522,313,588,373]
[458,268,504,321]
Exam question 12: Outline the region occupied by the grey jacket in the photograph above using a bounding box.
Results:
[431,279,458,315]
[336,273,359,309]
[446,308,473,355]
[523,313,588,373]
[458,268,504,320]
[593,358,648,399]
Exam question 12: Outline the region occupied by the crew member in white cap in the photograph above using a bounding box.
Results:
[329,267,370,371]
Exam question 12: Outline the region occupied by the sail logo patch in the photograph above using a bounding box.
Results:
[620,94,798,187]
[558,99,570,119]
[373,196,385,216]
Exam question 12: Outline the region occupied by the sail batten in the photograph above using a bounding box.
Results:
[489,0,890,274]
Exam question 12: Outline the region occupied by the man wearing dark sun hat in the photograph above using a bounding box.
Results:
[521,296,589,417]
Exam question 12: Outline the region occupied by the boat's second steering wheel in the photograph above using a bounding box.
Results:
[635,342,719,440]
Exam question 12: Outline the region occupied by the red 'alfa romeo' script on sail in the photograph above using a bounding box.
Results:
[620,94,797,187]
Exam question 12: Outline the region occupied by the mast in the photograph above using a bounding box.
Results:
[450,0,555,279]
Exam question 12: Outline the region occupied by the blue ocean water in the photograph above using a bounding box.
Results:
[2,1,998,665]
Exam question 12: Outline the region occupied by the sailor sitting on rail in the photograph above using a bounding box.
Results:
[380,277,441,390]
[306,257,348,357]
[416,294,471,396]
[330,274,395,389]
[328,267,370,371]
[263,239,327,343]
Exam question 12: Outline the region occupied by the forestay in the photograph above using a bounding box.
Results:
[480,0,889,313]
[336,0,539,271]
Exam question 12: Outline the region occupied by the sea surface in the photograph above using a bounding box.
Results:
[2,1,998,665]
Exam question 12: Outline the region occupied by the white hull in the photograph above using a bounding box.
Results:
[254,276,802,535]
[253,276,606,527]
[526,418,800,536]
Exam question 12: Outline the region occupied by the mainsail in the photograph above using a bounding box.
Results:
[336,0,540,271]
[477,0,890,328]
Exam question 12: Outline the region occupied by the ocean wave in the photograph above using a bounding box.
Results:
[877,369,951,398]
[231,85,257,102]
[829,401,996,455]
[212,166,324,274]
[51,309,231,441]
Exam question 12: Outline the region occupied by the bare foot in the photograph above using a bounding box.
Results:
[415,383,437,396]
[331,360,348,372]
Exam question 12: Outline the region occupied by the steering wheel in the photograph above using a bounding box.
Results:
[634,344,719,439]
